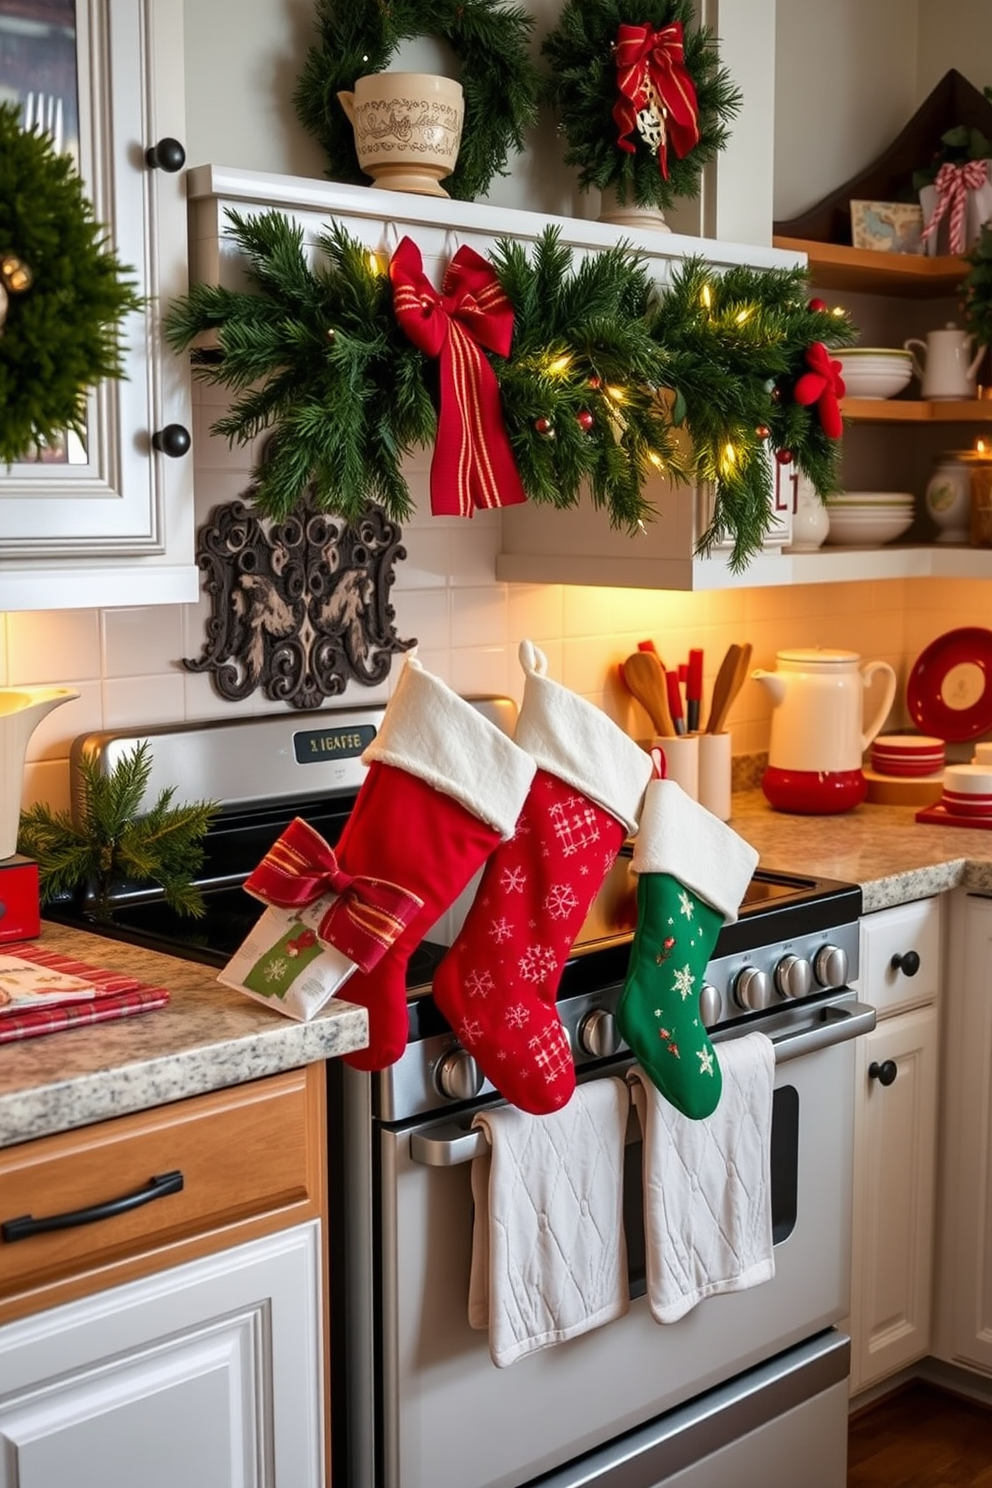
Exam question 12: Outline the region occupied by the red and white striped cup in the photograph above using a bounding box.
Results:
[871,734,946,779]
[941,764,992,817]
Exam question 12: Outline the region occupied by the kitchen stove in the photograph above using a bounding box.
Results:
[47,706,872,1488]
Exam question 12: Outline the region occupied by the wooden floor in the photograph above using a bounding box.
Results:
[848,1381,992,1486]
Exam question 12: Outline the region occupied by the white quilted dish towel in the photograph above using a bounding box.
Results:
[629,1031,775,1326]
[468,1078,630,1368]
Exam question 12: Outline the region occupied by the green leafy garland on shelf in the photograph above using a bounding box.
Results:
[650,258,859,567]
[541,0,742,213]
[292,0,540,202]
[163,209,856,569]
[962,221,992,348]
[0,103,142,465]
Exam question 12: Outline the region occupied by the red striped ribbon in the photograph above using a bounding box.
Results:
[612,21,700,180]
[921,160,989,255]
[390,236,526,518]
[244,817,423,973]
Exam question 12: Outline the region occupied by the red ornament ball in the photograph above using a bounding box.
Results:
[755,423,770,439]
[587,374,602,390]
[775,448,794,466]
[576,409,594,431]
[534,417,555,439]
[808,297,828,313]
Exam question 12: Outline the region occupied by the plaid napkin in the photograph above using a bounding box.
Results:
[0,944,169,1044]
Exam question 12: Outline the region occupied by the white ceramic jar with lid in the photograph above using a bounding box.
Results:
[925,451,977,543]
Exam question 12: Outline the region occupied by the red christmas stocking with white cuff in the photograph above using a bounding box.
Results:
[322,657,536,1072]
[432,640,654,1114]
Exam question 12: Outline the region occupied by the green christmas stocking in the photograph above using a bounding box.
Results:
[617,778,759,1120]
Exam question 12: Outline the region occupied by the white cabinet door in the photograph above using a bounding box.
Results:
[0,1223,324,1488]
[0,0,197,610]
[933,890,992,1375]
[849,1002,939,1393]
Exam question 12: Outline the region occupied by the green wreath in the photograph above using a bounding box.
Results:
[293,0,540,202]
[0,103,142,465]
[541,0,742,213]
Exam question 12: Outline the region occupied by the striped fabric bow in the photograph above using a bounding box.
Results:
[612,20,700,180]
[389,235,526,518]
[243,817,423,973]
[921,160,989,255]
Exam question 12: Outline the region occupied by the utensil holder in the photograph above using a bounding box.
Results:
[653,733,699,800]
[697,732,732,821]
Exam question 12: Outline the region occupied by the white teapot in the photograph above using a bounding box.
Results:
[903,322,984,400]
[753,648,896,814]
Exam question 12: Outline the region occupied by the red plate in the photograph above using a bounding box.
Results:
[907,627,992,743]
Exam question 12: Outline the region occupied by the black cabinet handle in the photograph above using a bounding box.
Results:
[151,424,191,457]
[868,1060,898,1087]
[1,1170,184,1243]
[145,137,186,172]
[890,950,921,976]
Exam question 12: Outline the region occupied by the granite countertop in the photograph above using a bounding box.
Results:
[729,789,992,912]
[0,921,368,1150]
[5,791,992,1151]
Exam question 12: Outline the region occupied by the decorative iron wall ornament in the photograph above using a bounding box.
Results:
[183,491,415,709]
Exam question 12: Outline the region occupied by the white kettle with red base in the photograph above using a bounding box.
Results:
[753,648,896,814]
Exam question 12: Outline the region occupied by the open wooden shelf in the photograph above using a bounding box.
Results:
[773,237,968,297]
[843,398,992,424]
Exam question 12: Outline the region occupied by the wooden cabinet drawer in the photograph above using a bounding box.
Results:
[859,898,942,1017]
[0,1065,325,1318]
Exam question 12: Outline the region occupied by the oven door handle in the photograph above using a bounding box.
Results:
[409,999,877,1168]
[760,998,876,1064]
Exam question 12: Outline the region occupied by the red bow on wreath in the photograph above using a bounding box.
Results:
[244,817,424,973]
[793,342,846,439]
[613,21,700,179]
[389,236,526,518]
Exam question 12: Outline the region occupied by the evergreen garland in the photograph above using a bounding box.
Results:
[541,0,742,212]
[0,103,142,465]
[18,743,218,924]
[293,0,540,202]
[165,210,435,524]
[165,210,860,567]
[649,258,859,569]
[962,222,992,348]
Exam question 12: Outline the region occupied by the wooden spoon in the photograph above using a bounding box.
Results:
[622,651,676,737]
[705,644,743,733]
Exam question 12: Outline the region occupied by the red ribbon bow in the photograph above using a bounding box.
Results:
[243,817,423,974]
[612,20,700,179]
[793,342,846,439]
[921,159,989,255]
[389,236,526,518]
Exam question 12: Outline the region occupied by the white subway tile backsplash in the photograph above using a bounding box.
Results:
[22,758,72,816]
[8,609,101,683]
[447,645,512,700]
[507,583,564,642]
[450,586,508,649]
[394,589,449,652]
[103,673,187,729]
[24,682,100,762]
[102,606,185,677]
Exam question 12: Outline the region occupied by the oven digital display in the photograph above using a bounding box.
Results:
[293,724,377,763]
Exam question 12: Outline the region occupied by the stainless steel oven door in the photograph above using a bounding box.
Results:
[341,992,872,1488]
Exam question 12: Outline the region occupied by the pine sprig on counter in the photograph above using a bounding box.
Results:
[17,743,219,924]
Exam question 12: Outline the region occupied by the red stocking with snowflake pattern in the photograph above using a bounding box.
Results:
[432,641,654,1114]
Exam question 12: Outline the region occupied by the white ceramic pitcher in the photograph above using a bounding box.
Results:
[903,322,984,400]
[0,687,78,858]
[752,648,896,813]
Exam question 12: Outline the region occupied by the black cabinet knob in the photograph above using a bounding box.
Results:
[145,137,186,172]
[890,949,921,977]
[151,424,191,458]
[868,1059,898,1087]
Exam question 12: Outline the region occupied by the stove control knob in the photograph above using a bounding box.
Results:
[699,982,722,1028]
[435,1048,483,1103]
[578,1007,621,1059]
[733,965,771,1011]
[774,953,813,1001]
[813,943,849,990]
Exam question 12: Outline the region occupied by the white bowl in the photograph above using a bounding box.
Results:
[828,490,914,507]
[834,349,913,400]
[824,507,915,545]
